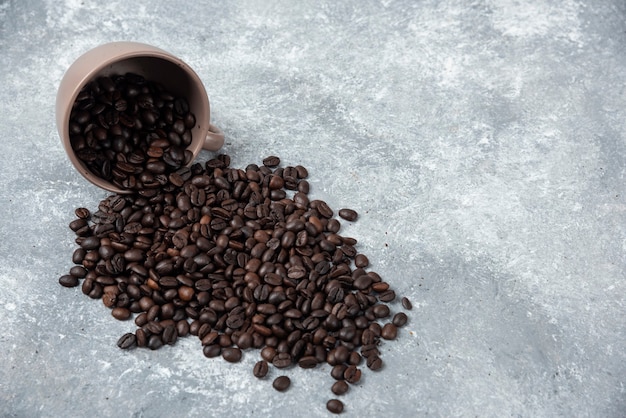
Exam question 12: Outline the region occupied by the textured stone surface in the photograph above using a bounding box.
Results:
[1,1,625,417]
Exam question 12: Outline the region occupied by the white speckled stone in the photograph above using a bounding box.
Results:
[1,1,625,417]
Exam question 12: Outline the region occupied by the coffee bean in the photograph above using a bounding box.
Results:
[268,175,284,190]
[80,236,100,250]
[331,364,347,380]
[294,165,308,178]
[343,365,361,384]
[102,293,116,308]
[263,156,280,167]
[326,399,344,414]
[361,344,380,359]
[353,274,372,290]
[297,180,309,194]
[162,324,178,345]
[176,320,190,337]
[372,304,390,319]
[366,354,383,371]
[338,208,358,222]
[69,265,87,278]
[72,248,86,264]
[147,334,164,350]
[75,207,90,219]
[378,289,396,302]
[272,375,291,392]
[117,332,136,349]
[313,200,332,218]
[331,380,349,396]
[261,346,277,362]
[111,307,131,320]
[69,218,88,232]
[381,323,398,340]
[354,254,369,268]
[392,312,408,327]
[253,360,269,378]
[272,352,292,368]
[236,332,253,349]
[348,351,361,366]
[222,347,243,363]
[132,328,146,348]
[145,320,163,335]
[203,344,221,358]
[297,356,318,369]
[402,296,413,310]
[59,274,79,288]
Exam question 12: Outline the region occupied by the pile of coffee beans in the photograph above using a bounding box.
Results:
[69,72,196,190]
[59,154,411,414]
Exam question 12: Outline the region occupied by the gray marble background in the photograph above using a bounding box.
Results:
[1,0,625,417]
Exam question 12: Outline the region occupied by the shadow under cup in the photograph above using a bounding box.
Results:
[57,45,214,194]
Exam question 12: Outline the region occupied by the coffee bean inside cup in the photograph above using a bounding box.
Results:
[59,154,412,414]
[69,72,196,191]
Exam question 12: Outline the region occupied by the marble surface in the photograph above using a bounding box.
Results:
[1,0,625,417]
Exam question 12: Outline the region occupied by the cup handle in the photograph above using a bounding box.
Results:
[203,123,225,151]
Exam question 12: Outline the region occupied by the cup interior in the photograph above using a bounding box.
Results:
[62,52,210,194]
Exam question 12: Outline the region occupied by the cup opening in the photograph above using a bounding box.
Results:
[63,53,210,194]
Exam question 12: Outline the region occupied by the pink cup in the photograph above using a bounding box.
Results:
[56,41,224,194]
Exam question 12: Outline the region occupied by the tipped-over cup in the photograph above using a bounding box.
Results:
[55,41,224,194]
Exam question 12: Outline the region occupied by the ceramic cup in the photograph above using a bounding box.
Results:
[55,41,224,194]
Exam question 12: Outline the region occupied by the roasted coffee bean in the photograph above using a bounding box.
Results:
[75,207,91,219]
[117,332,136,349]
[392,312,408,327]
[176,320,190,337]
[69,218,88,232]
[343,365,361,384]
[133,328,146,348]
[331,364,347,380]
[262,156,280,167]
[102,293,116,308]
[261,346,277,362]
[338,208,358,221]
[80,236,100,250]
[297,356,318,369]
[236,332,253,349]
[372,304,390,318]
[378,289,396,302]
[111,307,131,320]
[366,354,383,371]
[326,399,344,414]
[316,201,333,218]
[272,375,291,392]
[402,296,413,310]
[203,344,221,358]
[272,352,292,368]
[145,320,163,335]
[353,274,373,290]
[348,351,361,366]
[331,380,349,396]
[222,347,243,363]
[162,324,178,345]
[381,323,398,340]
[59,274,79,288]
[147,334,164,350]
[354,254,369,268]
[72,248,86,264]
[361,344,380,359]
[253,360,269,378]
